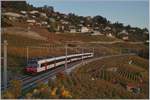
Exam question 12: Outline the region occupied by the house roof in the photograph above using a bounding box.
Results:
[127,83,140,88]
[29,10,39,14]
[104,26,111,30]
[3,12,23,17]
[20,11,27,14]
[119,30,129,35]
[27,19,36,23]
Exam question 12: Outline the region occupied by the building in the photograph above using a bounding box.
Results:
[122,36,129,41]
[119,30,128,35]
[41,21,48,25]
[106,33,115,38]
[20,11,27,15]
[3,12,23,20]
[40,13,47,18]
[69,26,77,33]
[57,25,65,32]
[144,31,149,34]
[29,10,39,14]
[81,27,89,33]
[104,26,111,31]
[27,19,36,23]
[126,83,141,94]
[70,28,77,33]
[118,30,129,41]
[26,19,36,26]
[61,20,69,25]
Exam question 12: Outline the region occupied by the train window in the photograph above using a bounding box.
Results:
[41,63,46,67]
[27,64,37,67]
[40,61,54,67]
[28,60,36,64]
[27,60,38,67]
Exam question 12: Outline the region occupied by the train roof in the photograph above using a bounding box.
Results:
[28,56,54,62]
[38,53,93,64]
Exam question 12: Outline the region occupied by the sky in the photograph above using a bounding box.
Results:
[26,0,149,29]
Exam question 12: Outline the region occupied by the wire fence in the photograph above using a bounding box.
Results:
[1,40,148,91]
[4,44,148,67]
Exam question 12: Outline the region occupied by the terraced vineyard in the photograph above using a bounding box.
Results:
[51,55,149,99]
[117,68,142,82]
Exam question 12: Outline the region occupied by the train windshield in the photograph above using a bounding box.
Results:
[27,60,38,67]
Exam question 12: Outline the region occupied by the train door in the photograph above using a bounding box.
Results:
[44,62,48,70]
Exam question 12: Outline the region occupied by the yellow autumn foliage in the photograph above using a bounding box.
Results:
[60,86,72,98]
[2,80,22,99]
[61,90,72,98]
[25,93,33,99]
[10,80,22,98]
[2,90,15,99]
[50,87,58,96]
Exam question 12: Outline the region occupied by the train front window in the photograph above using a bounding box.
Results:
[27,60,37,67]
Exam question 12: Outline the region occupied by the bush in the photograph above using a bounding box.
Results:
[2,80,22,99]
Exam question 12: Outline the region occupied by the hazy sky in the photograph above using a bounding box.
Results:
[26,0,149,29]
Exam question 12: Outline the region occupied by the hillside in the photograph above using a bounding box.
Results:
[17,55,149,99]
[53,55,149,99]
[1,1,149,42]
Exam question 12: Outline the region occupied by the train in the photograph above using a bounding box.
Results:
[24,53,94,74]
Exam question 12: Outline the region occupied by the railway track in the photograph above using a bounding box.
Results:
[22,60,82,91]
[1,59,84,92]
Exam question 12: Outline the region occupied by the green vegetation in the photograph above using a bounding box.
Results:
[2,80,22,99]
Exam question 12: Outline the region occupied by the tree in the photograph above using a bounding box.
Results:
[92,15,109,25]
[10,80,22,98]
[142,28,149,33]
[125,25,131,31]
[113,22,124,29]
[2,90,15,99]
[2,1,27,12]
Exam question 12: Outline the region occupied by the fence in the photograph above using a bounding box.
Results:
[1,41,148,91]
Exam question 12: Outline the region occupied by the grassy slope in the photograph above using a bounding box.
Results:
[57,33,119,42]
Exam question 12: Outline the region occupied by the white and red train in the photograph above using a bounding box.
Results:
[25,53,94,74]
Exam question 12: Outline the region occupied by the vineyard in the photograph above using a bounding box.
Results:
[54,55,149,99]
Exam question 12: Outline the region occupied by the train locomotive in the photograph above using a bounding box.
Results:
[25,53,94,74]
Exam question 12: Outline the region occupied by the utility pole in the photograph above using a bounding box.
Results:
[76,47,78,54]
[3,40,8,90]
[93,48,94,57]
[26,46,29,65]
[65,44,68,70]
[82,47,84,64]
